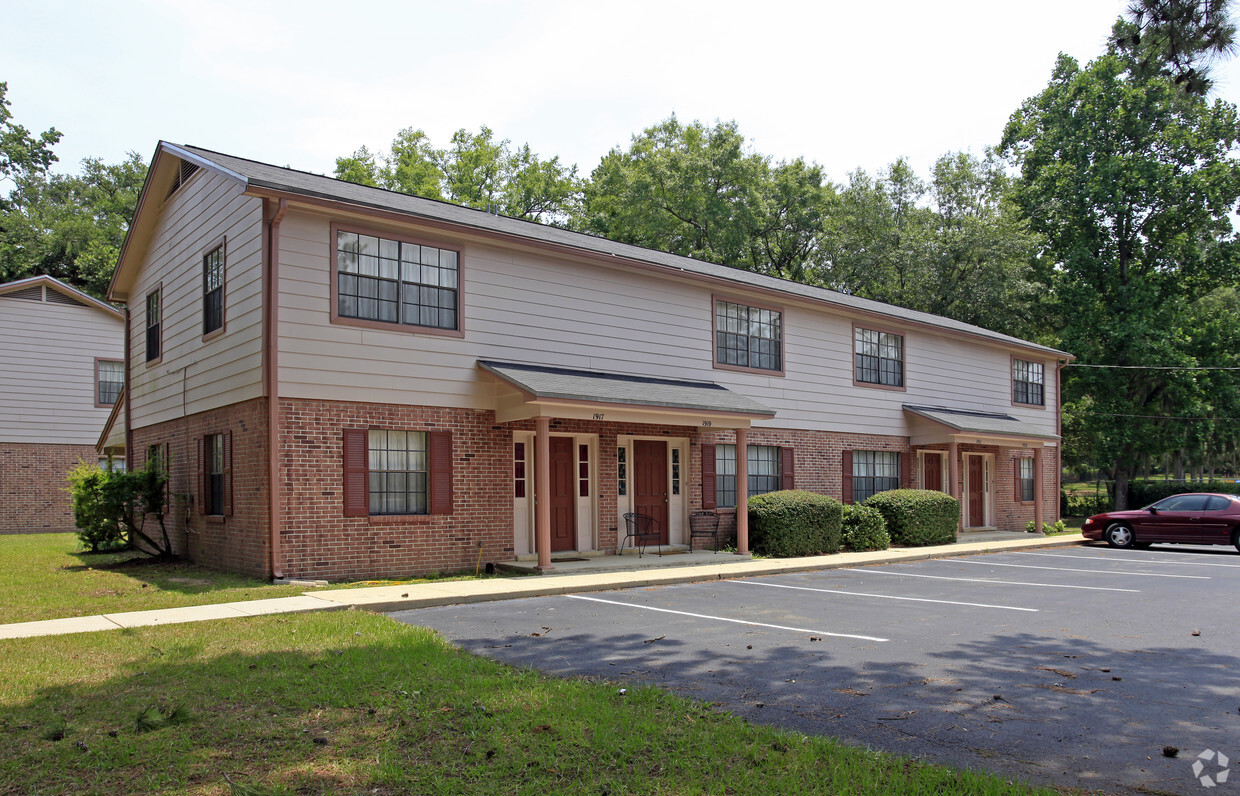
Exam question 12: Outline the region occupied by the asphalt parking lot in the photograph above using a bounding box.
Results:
[390,544,1240,794]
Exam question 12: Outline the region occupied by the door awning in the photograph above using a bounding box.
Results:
[479,360,776,429]
[903,404,1059,447]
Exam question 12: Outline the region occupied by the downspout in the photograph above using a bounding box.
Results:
[267,199,288,579]
[1056,359,1066,522]
[124,307,133,472]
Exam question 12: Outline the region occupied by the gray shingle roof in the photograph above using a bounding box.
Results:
[903,405,1059,441]
[174,142,1069,359]
[478,360,776,417]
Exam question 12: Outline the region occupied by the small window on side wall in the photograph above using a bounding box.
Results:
[203,243,224,336]
[145,290,161,362]
[96,360,123,406]
[1018,457,1035,502]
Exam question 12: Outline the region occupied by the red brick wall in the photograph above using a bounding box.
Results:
[129,398,270,576]
[0,442,98,533]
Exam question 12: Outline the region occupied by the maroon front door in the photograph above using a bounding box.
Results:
[967,456,985,527]
[923,453,942,492]
[633,440,668,543]
[549,436,576,552]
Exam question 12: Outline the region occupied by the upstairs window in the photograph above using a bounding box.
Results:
[855,327,903,388]
[1013,359,1045,406]
[145,290,161,362]
[96,360,123,406]
[715,299,782,372]
[336,229,459,331]
[202,243,224,336]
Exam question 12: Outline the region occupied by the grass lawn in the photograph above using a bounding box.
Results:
[0,534,515,626]
[0,610,1056,795]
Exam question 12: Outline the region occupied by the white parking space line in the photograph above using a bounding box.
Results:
[565,595,889,642]
[1016,551,1240,569]
[936,559,1209,578]
[841,568,1140,592]
[730,580,1038,611]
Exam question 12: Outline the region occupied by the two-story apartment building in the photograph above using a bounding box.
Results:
[107,142,1070,581]
[0,276,126,533]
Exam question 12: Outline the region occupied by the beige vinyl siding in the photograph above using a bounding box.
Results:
[0,296,124,444]
[129,170,265,429]
[277,210,1060,439]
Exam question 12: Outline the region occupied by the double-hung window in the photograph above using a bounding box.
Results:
[1018,457,1036,502]
[96,360,123,406]
[205,433,225,515]
[854,327,903,387]
[202,243,224,336]
[852,450,900,503]
[715,444,782,508]
[145,290,161,362]
[1013,359,1044,406]
[368,430,429,515]
[714,299,782,372]
[336,229,459,332]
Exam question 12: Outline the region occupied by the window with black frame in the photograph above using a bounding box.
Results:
[96,360,123,405]
[203,244,224,335]
[715,444,781,508]
[1019,457,1036,501]
[1013,359,1044,405]
[367,430,429,515]
[855,328,903,387]
[336,231,458,331]
[715,300,782,371]
[205,433,225,515]
[145,291,160,361]
[853,450,900,502]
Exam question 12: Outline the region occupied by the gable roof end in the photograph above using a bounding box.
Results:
[0,275,123,320]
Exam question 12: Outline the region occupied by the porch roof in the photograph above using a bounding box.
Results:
[479,360,776,427]
[903,404,1059,446]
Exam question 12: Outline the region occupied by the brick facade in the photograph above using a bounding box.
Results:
[129,396,1060,580]
[0,442,98,533]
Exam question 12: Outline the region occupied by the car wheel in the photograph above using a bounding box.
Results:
[1105,522,1135,549]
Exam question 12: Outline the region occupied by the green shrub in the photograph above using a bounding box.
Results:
[862,489,958,547]
[66,458,173,557]
[1128,480,1240,507]
[747,490,843,557]
[66,462,126,552]
[841,504,890,551]
[1063,493,1111,516]
[1025,518,1067,534]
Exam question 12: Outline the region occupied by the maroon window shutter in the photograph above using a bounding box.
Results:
[429,430,454,515]
[342,429,369,517]
[701,444,717,509]
[1014,459,1024,501]
[841,450,854,505]
[901,451,912,489]
[223,431,234,516]
[196,437,205,515]
[781,447,795,490]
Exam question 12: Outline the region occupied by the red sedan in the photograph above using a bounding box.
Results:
[1082,492,1240,550]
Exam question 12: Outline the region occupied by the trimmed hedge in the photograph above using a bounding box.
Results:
[1128,480,1240,507]
[863,489,959,547]
[747,490,843,557]
[841,504,890,551]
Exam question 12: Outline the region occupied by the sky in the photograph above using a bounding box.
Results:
[3,0,1240,187]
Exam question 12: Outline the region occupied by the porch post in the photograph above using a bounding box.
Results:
[735,427,749,555]
[1033,446,1044,535]
[948,439,960,534]
[534,416,554,571]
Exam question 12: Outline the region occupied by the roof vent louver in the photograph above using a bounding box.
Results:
[167,160,200,199]
[3,285,44,302]
[44,287,88,308]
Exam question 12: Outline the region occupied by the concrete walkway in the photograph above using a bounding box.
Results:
[0,534,1088,640]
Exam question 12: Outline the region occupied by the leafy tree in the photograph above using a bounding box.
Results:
[1110,0,1237,94]
[1000,49,1240,506]
[0,152,147,298]
[818,153,1041,338]
[578,116,835,281]
[0,81,60,188]
[335,126,581,224]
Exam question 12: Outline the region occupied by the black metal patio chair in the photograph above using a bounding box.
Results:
[620,512,662,557]
[690,510,722,553]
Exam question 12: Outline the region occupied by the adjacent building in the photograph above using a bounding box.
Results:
[0,276,125,533]
[107,142,1070,580]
